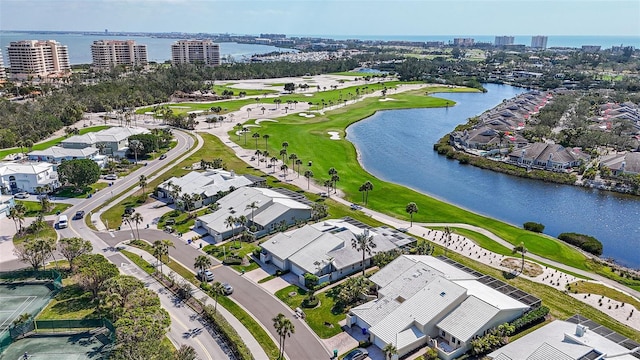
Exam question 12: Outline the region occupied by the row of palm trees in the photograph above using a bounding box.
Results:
[122,212,144,240]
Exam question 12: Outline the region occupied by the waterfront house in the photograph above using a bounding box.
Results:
[600,152,640,175]
[260,218,415,285]
[346,255,536,360]
[507,143,590,170]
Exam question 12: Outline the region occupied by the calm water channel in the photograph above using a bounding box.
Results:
[346,84,640,268]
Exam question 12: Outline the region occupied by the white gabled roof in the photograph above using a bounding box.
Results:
[0,161,54,176]
[436,296,500,342]
[403,255,478,280]
[29,146,99,158]
[488,320,635,360]
[261,225,323,260]
[61,127,149,145]
[368,276,467,345]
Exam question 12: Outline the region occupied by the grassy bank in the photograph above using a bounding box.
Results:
[16,201,72,217]
[233,87,590,271]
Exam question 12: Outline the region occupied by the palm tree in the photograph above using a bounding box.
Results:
[330,174,340,193]
[288,153,297,166]
[261,106,266,115]
[129,139,144,163]
[242,127,249,145]
[254,149,262,164]
[170,184,182,205]
[303,170,314,189]
[211,281,225,313]
[131,212,143,240]
[323,179,332,195]
[273,313,295,359]
[225,216,236,241]
[139,175,148,196]
[383,343,398,360]
[246,107,252,118]
[405,202,419,227]
[245,201,259,228]
[262,134,270,150]
[194,255,212,277]
[295,159,302,177]
[279,148,287,164]
[443,226,452,256]
[39,195,52,214]
[281,141,289,150]
[252,132,261,149]
[512,242,528,275]
[153,240,166,272]
[270,157,278,173]
[362,181,373,205]
[191,193,202,209]
[351,230,376,276]
[280,164,288,180]
[10,203,26,232]
[122,213,135,238]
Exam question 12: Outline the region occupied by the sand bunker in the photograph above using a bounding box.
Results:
[304,94,313,97]
[169,106,190,108]
[327,131,340,140]
[255,119,278,125]
[298,113,316,118]
[378,98,397,102]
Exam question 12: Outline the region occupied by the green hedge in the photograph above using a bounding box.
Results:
[523,222,545,233]
[510,306,549,332]
[558,233,603,256]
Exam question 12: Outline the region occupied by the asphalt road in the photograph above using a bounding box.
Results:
[99,228,332,360]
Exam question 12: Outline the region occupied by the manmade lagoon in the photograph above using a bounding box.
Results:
[347,84,640,268]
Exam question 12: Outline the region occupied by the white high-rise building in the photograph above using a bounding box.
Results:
[91,40,148,69]
[171,40,220,66]
[494,36,515,46]
[531,35,548,49]
[7,40,70,80]
[0,51,6,79]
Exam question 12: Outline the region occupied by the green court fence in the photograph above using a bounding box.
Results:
[2,318,116,357]
[0,269,63,290]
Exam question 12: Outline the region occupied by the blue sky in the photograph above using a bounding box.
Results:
[1,0,638,36]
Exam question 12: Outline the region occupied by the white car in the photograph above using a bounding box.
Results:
[14,192,29,199]
[104,174,118,180]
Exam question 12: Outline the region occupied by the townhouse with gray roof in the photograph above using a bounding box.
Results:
[347,255,537,360]
[507,143,590,171]
[489,315,640,360]
[60,126,149,157]
[195,187,311,242]
[260,217,416,285]
[157,169,261,209]
[599,152,640,175]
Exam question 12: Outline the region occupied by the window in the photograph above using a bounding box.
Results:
[452,337,456,344]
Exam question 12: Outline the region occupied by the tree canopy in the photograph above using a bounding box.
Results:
[57,158,101,191]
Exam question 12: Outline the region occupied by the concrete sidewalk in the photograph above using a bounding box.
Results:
[120,244,269,360]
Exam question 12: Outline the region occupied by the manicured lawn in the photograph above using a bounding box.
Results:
[232,87,590,271]
[211,84,277,97]
[137,98,256,115]
[0,125,110,159]
[275,285,345,338]
[567,281,640,311]
[158,208,210,234]
[204,241,260,272]
[37,284,99,320]
[330,71,386,77]
[585,259,640,292]
[16,200,72,217]
[54,183,109,198]
[13,223,57,245]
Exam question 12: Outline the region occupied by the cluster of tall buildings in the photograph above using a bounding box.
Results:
[493,35,548,49]
[0,39,221,80]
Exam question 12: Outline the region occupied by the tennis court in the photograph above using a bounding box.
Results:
[0,283,55,333]
[0,331,112,359]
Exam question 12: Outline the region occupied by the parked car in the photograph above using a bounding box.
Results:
[198,270,215,282]
[350,204,362,210]
[104,174,118,180]
[73,210,85,220]
[14,192,29,199]
[318,192,328,197]
[222,283,233,295]
[159,154,167,160]
[344,348,368,360]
